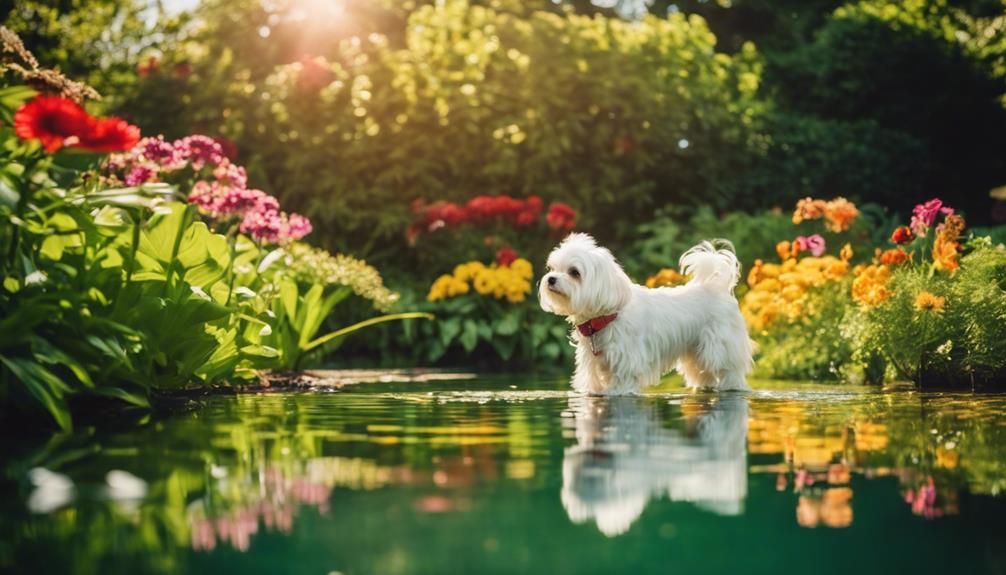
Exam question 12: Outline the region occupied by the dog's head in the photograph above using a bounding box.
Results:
[539,233,632,320]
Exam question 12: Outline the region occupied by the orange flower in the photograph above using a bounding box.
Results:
[793,197,828,225]
[824,259,849,280]
[646,267,688,288]
[777,240,793,261]
[932,235,960,272]
[914,291,946,314]
[840,243,853,262]
[852,264,892,306]
[823,197,859,232]
[879,248,911,266]
[747,259,765,287]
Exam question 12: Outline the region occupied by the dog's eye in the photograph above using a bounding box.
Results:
[569,267,580,279]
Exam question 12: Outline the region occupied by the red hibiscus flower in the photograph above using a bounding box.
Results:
[891,226,915,245]
[79,117,141,153]
[14,95,93,153]
[546,202,576,231]
[496,246,518,267]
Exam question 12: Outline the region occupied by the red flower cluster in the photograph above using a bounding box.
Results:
[546,202,576,232]
[14,95,140,154]
[891,226,915,245]
[495,246,518,267]
[408,195,578,243]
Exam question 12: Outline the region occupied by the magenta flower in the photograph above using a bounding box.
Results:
[910,198,954,238]
[108,132,311,244]
[125,165,157,186]
[176,135,225,170]
[240,208,284,243]
[795,234,826,257]
[138,136,184,168]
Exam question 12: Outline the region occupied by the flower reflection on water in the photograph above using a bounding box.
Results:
[4,383,1006,572]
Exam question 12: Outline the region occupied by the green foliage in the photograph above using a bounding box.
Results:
[124,0,766,261]
[2,0,188,109]
[844,245,1006,386]
[626,203,895,279]
[760,0,1006,216]
[352,287,575,367]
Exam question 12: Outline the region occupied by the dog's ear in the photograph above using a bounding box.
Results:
[575,247,632,316]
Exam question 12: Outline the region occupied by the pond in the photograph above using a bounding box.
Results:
[2,374,1006,574]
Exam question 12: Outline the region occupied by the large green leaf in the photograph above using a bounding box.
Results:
[0,356,72,431]
[92,386,150,408]
[459,319,479,352]
[138,202,191,264]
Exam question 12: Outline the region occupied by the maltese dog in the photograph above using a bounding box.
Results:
[539,233,753,394]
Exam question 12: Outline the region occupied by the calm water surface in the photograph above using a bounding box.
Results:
[2,375,1006,574]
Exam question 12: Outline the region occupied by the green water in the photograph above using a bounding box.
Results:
[2,375,1006,575]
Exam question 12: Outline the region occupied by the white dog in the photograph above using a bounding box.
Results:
[539,233,753,394]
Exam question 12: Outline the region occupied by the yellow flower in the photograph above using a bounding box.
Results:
[932,235,960,272]
[509,258,533,280]
[473,269,497,295]
[852,264,892,306]
[781,284,804,302]
[824,259,849,281]
[427,274,454,302]
[840,243,853,262]
[914,291,946,314]
[646,267,689,288]
[453,261,485,282]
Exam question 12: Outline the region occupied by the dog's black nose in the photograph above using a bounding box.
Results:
[547,276,557,286]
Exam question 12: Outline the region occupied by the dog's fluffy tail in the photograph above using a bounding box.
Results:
[679,240,740,295]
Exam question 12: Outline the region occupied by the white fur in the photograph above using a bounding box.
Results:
[539,233,754,394]
[561,395,749,536]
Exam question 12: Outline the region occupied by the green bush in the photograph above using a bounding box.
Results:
[625,202,896,280]
[123,0,766,262]
[844,243,1006,386]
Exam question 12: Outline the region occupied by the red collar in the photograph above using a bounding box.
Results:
[577,313,618,337]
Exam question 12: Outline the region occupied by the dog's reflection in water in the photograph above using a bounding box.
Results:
[560,394,749,536]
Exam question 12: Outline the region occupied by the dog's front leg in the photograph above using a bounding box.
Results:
[571,343,611,394]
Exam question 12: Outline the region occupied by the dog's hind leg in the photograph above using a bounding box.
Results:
[716,369,750,391]
[677,355,718,390]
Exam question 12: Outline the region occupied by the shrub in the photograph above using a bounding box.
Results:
[123,0,766,261]
[0,31,415,428]
[745,193,1006,386]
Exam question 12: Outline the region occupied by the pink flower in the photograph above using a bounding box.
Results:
[795,234,826,257]
[910,198,954,238]
[217,188,267,216]
[284,213,312,241]
[138,136,183,168]
[125,165,157,186]
[175,135,225,170]
[240,208,284,243]
[212,161,248,190]
[187,181,219,214]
